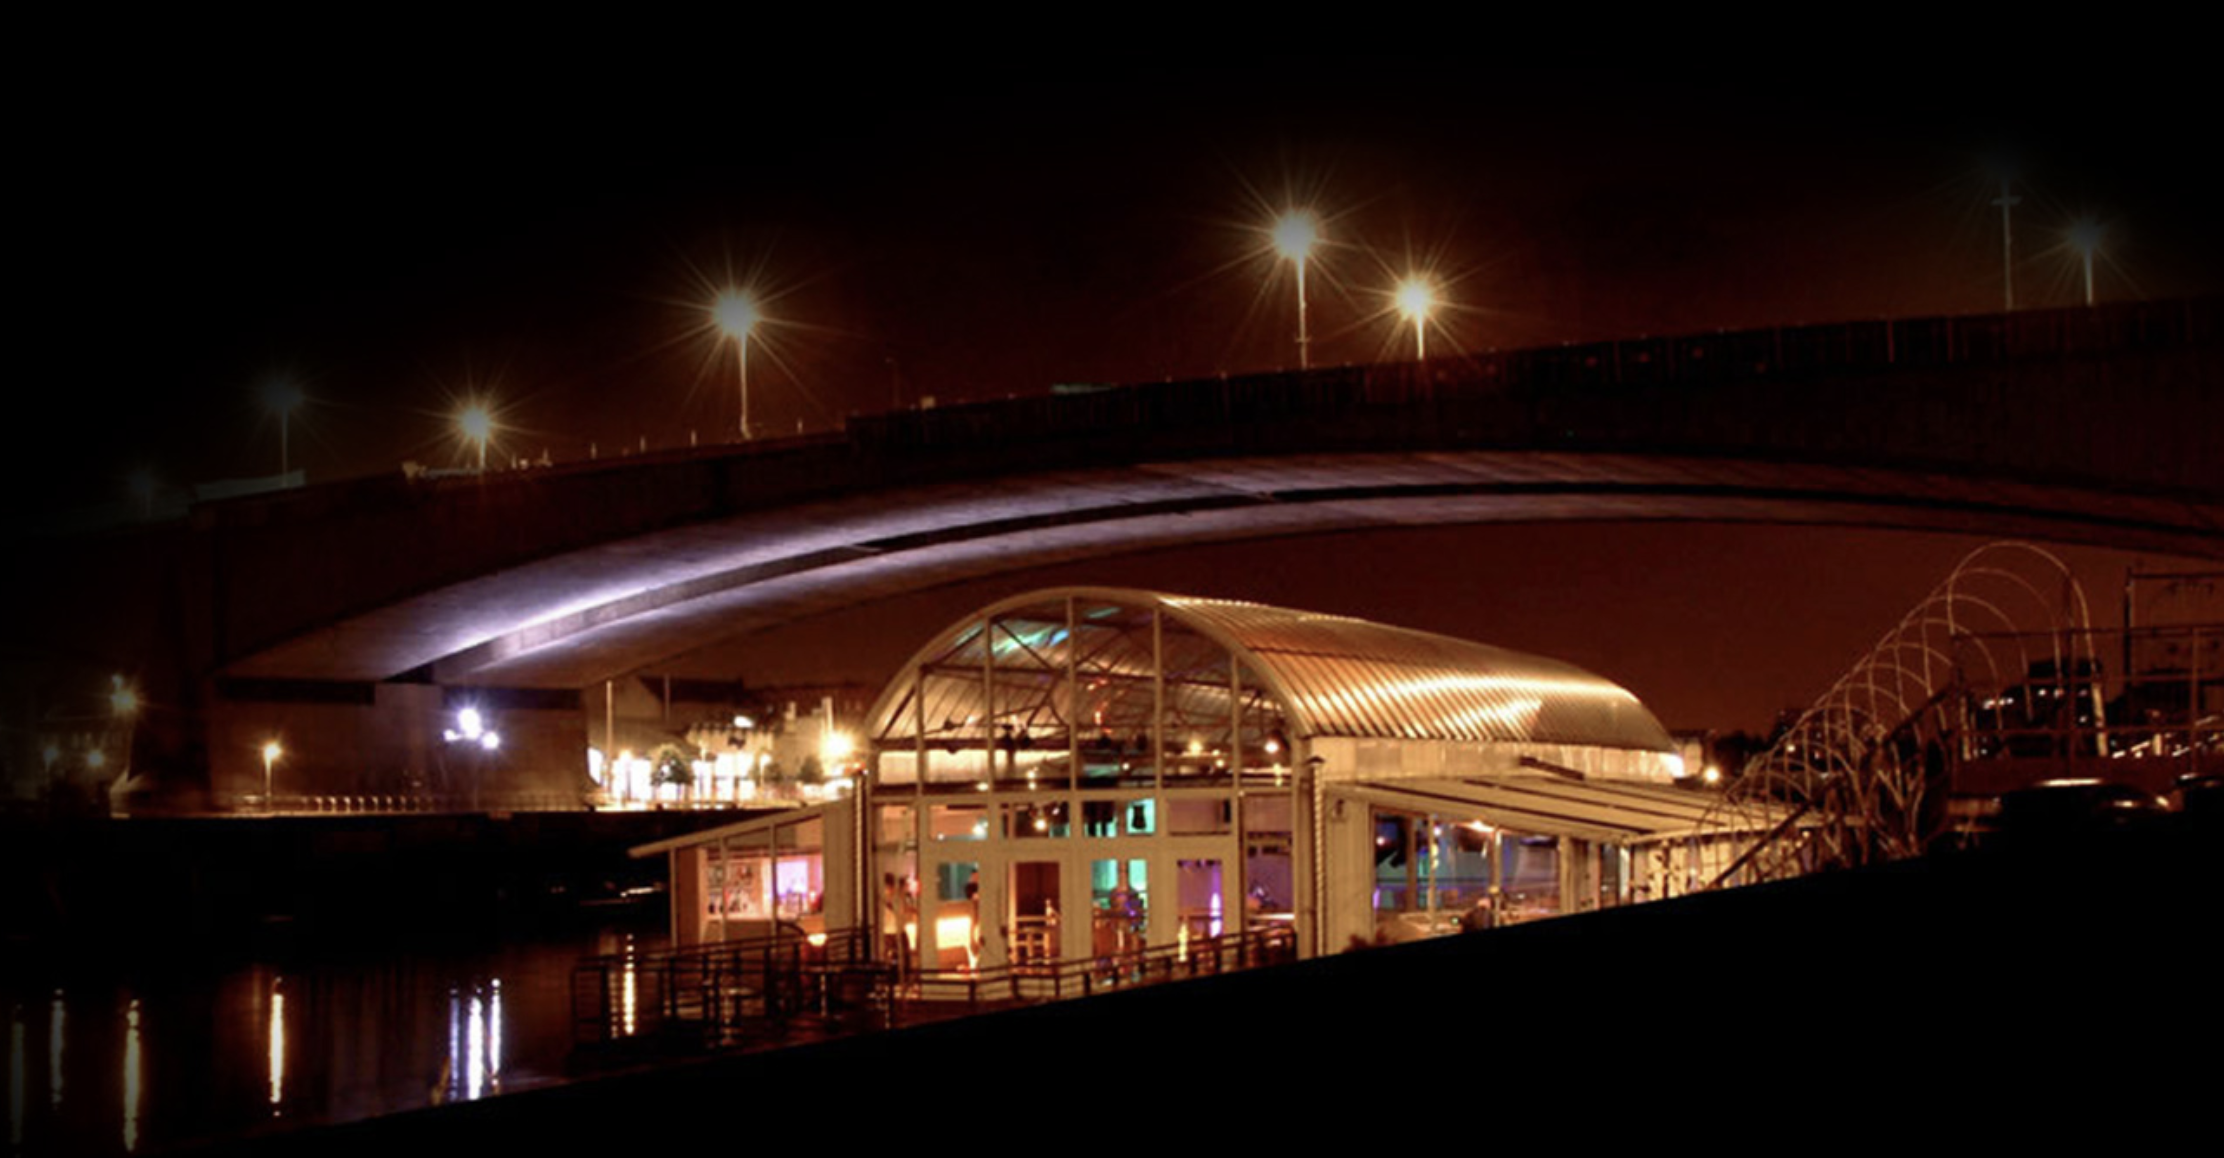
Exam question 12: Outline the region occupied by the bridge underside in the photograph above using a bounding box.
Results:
[225,449,2223,690]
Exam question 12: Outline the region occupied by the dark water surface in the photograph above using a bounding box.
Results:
[4,914,667,1157]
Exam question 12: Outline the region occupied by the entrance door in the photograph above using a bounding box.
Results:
[1009,861,1061,969]
[1176,858,1225,941]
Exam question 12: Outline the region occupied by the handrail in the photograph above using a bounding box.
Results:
[894,924,1298,1007]
[570,923,1299,1053]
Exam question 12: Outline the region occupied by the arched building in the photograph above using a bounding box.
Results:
[640,588,1760,969]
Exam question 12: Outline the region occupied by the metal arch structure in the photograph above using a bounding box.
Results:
[862,586,1683,789]
[1705,542,2100,882]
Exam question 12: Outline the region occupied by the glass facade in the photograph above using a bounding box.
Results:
[857,587,1699,971]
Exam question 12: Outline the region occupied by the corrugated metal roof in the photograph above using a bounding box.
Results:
[1335,776,1785,844]
[870,588,1673,760]
[1163,594,1671,753]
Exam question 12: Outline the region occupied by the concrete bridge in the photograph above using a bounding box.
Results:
[27,297,2224,803]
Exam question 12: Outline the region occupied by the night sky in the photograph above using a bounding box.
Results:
[19,65,2221,734]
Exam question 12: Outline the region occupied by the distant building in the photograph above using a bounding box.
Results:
[589,677,875,808]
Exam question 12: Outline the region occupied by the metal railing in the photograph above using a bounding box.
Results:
[570,923,1299,1056]
[892,923,1297,1007]
[571,924,887,1050]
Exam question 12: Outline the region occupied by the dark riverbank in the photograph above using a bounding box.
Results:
[167,817,2224,1151]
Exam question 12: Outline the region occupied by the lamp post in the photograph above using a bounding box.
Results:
[1993,173,2021,311]
[109,675,139,784]
[457,403,493,473]
[711,290,762,440]
[265,382,305,481]
[262,740,282,815]
[1395,276,1436,361]
[1272,210,1320,369]
[2069,219,2104,307]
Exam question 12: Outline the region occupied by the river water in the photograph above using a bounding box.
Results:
[4,912,668,1157]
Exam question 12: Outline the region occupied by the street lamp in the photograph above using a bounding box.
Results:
[262,740,283,814]
[263,381,305,481]
[1272,210,1320,369]
[457,403,494,473]
[711,289,762,440]
[1992,172,2021,311]
[108,675,140,721]
[2069,219,2104,306]
[1394,276,1436,361]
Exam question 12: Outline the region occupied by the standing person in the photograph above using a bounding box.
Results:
[880,873,904,965]
[964,870,983,970]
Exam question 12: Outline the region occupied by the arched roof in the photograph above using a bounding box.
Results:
[869,587,1674,760]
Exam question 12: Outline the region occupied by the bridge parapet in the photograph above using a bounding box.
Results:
[847,296,2221,490]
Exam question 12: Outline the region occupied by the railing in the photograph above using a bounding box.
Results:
[850,297,2222,456]
[571,924,887,1050]
[1953,624,2223,793]
[570,923,1298,1057]
[231,792,594,816]
[904,924,1298,1007]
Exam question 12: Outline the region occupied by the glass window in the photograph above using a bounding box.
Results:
[1006,800,1070,839]
[1091,857,1150,957]
[1243,836,1294,924]
[933,861,982,970]
[1167,796,1231,835]
[931,804,989,841]
[1081,799,1120,837]
[878,804,915,847]
[1176,859,1225,939]
[1242,793,1292,834]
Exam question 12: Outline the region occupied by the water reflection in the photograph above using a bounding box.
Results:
[620,937,638,1038]
[120,1000,140,1154]
[267,978,286,1112]
[4,918,665,1157]
[440,977,506,1104]
[47,993,62,1110]
[10,1004,24,1152]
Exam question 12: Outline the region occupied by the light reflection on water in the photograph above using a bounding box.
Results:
[47,994,63,1110]
[268,979,285,1111]
[10,1005,24,1151]
[3,919,664,1157]
[120,1000,139,1154]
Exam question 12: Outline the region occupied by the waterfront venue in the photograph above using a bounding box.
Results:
[632,588,1772,975]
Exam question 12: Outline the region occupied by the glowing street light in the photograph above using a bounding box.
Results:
[2069,219,2104,306]
[1272,210,1320,369]
[109,675,140,719]
[263,381,305,480]
[1394,276,1437,361]
[711,289,763,440]
[262,739,283,814]
[457,403,494,473]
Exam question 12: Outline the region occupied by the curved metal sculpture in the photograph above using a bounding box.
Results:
[1706,542,2099,883]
